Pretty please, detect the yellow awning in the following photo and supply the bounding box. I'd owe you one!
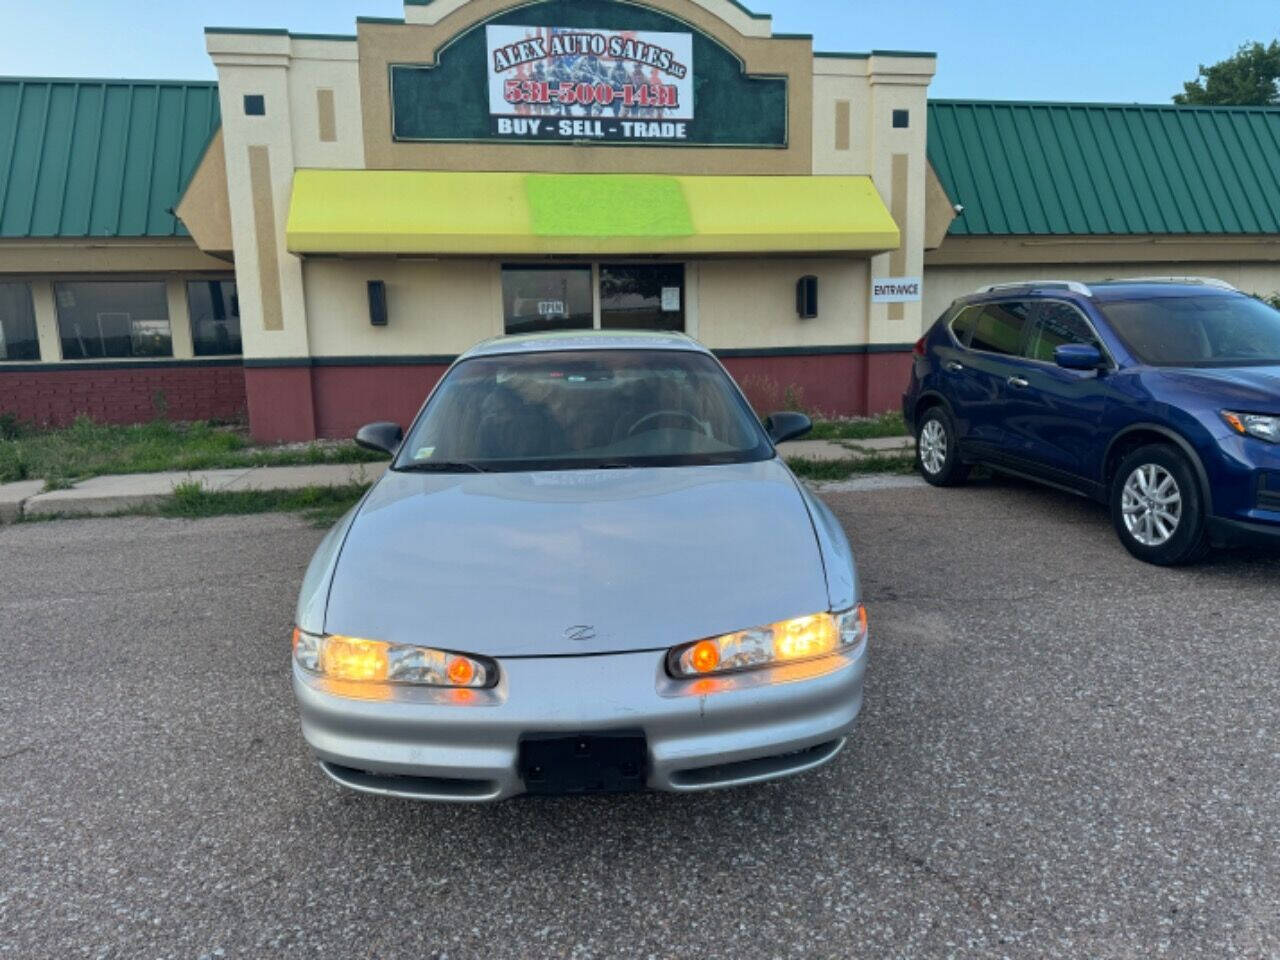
[285,171,900,256]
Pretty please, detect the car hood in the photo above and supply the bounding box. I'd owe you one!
[1147,365,1280,412]
[323,459,831,657]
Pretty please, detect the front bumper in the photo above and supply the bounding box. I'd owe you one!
[293,643,866,802]
[1209,515,1280,548]
[1205,434,1280,548]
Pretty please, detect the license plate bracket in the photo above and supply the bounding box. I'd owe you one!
[518,731,648,795]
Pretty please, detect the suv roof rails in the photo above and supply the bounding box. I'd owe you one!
[1106,276,1237,291]
[974,280,1093,297]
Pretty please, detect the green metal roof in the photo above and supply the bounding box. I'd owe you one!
[0,78,220,239]
[928,100,1280,236]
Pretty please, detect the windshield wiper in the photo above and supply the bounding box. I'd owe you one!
[394,461,488,474]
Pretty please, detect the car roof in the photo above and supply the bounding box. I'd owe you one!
[461,329,709,359]
[954,278,1243,308]
[1085,281,1242,302]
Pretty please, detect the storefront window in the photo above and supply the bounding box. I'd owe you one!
[502,266,593,334]
[187,280,242,356]
[600,265,685,332]
[55,281,172,359]
[0,282,39,361]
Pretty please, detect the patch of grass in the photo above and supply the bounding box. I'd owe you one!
[0,416,386,484]
[156,481,371,525]
[785,453,916,481]
[0,412,29,442]
[17,482,371,527]
[806,411,908,442]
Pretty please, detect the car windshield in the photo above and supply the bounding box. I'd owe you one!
[395,348,772,472]
[1099,294,1280,367]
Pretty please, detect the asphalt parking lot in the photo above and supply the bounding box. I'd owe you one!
[3,476,1280,959]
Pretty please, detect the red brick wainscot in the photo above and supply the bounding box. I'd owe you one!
[245,358,452,443]
[0,360,247,428]
[242,348,915,443]
[717,346,915,419]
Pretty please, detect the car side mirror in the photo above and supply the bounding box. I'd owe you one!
[354,421,403,455]
[1055,343,1104,371]
[764,411,813,444]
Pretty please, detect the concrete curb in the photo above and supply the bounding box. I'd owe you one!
[779,437,916,463]
[0,462,387,522]
[0,480,46,523]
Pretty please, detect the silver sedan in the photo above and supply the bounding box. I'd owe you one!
[291,330,867,801]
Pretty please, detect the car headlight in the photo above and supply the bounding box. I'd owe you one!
[666,605,867,678]
[1223,411,1280,444]
[292,628,496,688]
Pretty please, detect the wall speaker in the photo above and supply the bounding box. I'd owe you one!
[796,275,818,319]
[368,280,388,327]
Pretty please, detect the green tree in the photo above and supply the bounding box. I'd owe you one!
[1175,40,1280,105]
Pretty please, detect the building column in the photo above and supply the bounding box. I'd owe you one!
[208,32,316,442]
[864,54,936,414]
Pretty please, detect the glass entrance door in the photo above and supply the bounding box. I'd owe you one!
[501,265,594,334]
[599,264,685,332]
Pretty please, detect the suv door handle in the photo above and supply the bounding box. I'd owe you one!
[945,361,964,373]
[1007,376,1030,388]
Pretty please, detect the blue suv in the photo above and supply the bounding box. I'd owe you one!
[903,278,1280,565]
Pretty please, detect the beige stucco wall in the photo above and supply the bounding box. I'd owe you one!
[0,239,230,275]
[811,59,874,176]
[694,257,869,350]
[923,262,1280,323]
[302,258,503,356]
[300,254,874,356]
[285,39,367,170]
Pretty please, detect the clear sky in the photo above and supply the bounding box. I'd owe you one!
[0,0,1276,103]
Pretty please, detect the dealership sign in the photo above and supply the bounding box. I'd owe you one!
[487,26,694,142]
[390,0,787,147]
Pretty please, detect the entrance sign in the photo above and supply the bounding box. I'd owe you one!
[389,0,787,148]
[872,277,922,303]
[487,25,694,142]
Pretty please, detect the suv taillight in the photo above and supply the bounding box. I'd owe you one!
[912,336,927,357]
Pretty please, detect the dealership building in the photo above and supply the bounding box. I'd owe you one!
[2,0,1279,441]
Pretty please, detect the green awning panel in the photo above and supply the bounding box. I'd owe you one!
[928,100,1280,236]
[285,171,900,255]
[0,78,221,238]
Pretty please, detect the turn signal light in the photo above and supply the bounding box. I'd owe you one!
[446,655,476,686]
[689,641,721,674]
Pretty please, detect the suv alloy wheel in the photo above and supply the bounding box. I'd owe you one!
[916,406,969,487]
[1110,444,1210,565]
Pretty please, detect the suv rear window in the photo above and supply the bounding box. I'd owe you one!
[969,302,1032,356]
[949,306,979,346]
